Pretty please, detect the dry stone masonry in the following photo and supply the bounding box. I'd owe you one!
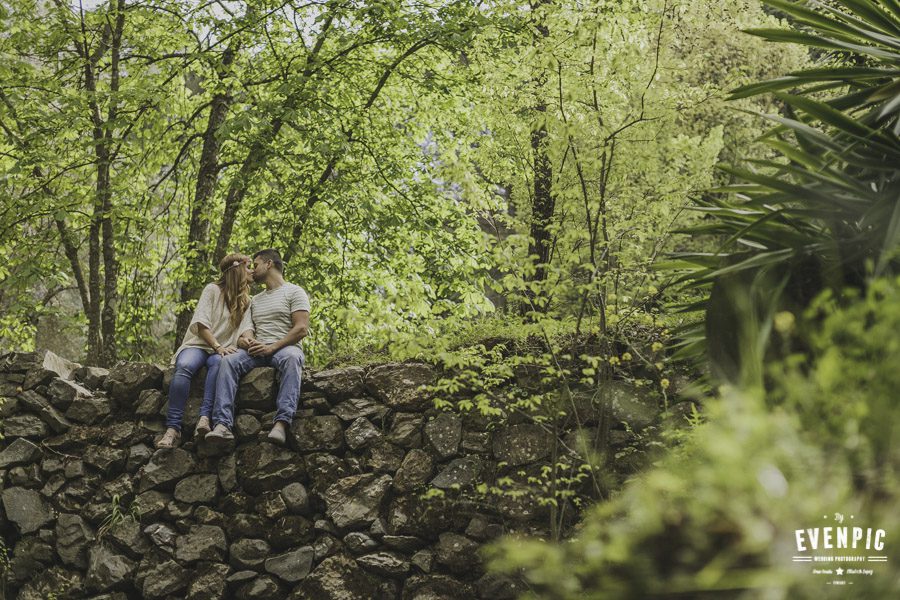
[0,349,658,599]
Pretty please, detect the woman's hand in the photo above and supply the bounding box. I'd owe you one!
[216,345,237,356]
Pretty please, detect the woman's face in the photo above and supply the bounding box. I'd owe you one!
[243,260,254,284]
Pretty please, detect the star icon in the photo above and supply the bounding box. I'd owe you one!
[836,568,844,576]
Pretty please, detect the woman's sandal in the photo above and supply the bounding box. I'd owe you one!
[194,416,211,438]
[155,428,181,449]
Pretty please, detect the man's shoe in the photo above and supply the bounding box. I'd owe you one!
[205,423,234,440]
[267,423,288,446]
[194,416,211,438]
[155,428,181,449]
[203,423,235,455]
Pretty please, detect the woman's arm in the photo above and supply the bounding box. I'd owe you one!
[196,323,235,355]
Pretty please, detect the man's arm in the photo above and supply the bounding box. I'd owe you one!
[248,311,309,355]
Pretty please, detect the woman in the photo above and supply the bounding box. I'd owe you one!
[156,253,253,449]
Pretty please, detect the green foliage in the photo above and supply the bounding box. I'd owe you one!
[487,277,900,598]
[668,0,900,381]
[97,493,140,538]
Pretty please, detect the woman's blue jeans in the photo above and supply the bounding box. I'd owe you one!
[166,347,221,431]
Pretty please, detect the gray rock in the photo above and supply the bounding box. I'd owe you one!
[226,513,266,540]
[60,457,83,478]
[281,482,310,514]
[331,396,389,422]
[16,565,84,599]
[175,524,227,563]
[106,518,151,558]
[324,473,393,529]
[127,443,153,472]
[42,455,65,474]
[434,532,480,574]
[142,559,189,598]
[366,442,406,474]
[56,513,95,568]
[2,413,49,438]
[292,415,344,452]
[7,535,54,584]
[219,453,238,492]
[104,362,163,406]
[41,472,66,497]
[465,515,503,541]
[345,417,382,450]
[230,538,271,570]
[84,446,127,471]
[86,544,136,592]
[134,389,165,416]
[37,402,72,433]
[144,522,178,553]
[73,365,110,390]
[227,570,258,585]
[24,349,77,389]
[65,394,111,424]
[2,487,52,533]
[0,395,19,417]
[357,551,410,577]
[237,367,276,410]
[0,437,41,469]
[382,535,425,553]
[187,562,229,600]
[235,413,262,441]
[461,431,491,454]
[235,443,305,494]
[312,534,340,562]
[424,413,461,459]
[387,412,423,448]
[294,553,379,600]
[134,490,170,519]
[174,473,218,503]
[402,574,474,599]
[17,389,49,412]
[365,362,435,410]
[344,532,379,554]
[305,453,351,496]
[236,575,282,600]
[139,447,197,491]
[608,381,659,430]
[430,456,482,489]
[264,546,315,583]
[268,515,315,551]
[411,550,433,573]
[492,424,553,466]
[9,462,41,487]
[255,490,288,519]
[106,422,136,446]
[394,449,434,493]
[476,573,528,600]
[49,377,94,410]
[308,366,365,400]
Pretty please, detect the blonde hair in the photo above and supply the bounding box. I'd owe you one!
[216,253,251,329]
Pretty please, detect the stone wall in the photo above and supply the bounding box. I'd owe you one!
[0,350,655,599]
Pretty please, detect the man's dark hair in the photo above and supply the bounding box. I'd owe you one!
[253,249,284,272]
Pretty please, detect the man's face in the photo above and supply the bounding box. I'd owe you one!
[251,257,269,283]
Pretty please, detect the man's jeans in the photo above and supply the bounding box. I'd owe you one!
[166,347,221,431]
[212,346,304,429]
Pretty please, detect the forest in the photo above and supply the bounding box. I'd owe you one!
[1,0,899,597]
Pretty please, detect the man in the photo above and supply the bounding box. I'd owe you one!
[205,248,310,447]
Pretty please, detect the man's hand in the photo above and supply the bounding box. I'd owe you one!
[247,339,275,357]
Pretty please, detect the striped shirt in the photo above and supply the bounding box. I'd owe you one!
[243,282,310,346]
